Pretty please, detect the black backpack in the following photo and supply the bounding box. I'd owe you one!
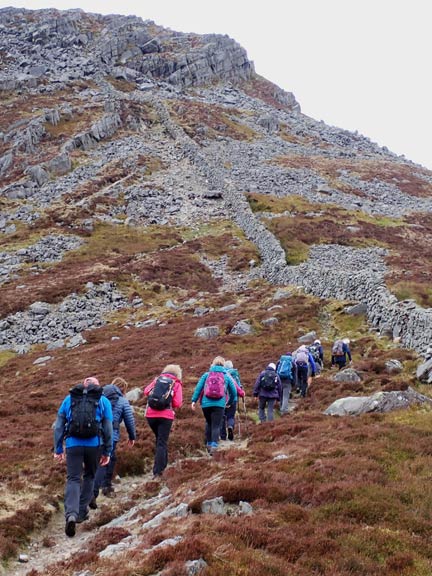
[148,375,174,410]
[308,344,321,361]
[260,370,278,391]
[103,385,121,430]
[68,384,103,438]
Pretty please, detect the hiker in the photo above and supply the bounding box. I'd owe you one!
[293,345,316,397]
[253,362,282,422]
[144,364,183,479]
[53,376,113,538]
[191,356,237,454]
[220,360,245,441]
[91,378,136,507]
[331,338,352,370]
[276,352,294,415]
[308,339,324,374]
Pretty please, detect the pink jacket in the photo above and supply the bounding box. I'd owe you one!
[144,373,183,420]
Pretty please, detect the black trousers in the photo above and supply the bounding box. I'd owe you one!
[202,406,224,445]
[146,417,173,475]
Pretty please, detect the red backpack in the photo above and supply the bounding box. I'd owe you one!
[204,371,226,399]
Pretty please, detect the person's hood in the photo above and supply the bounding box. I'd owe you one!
[103,383,123,396]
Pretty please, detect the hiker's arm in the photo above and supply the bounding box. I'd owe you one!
[101,397,113,457]
[227,376,237,405]
[53,411,67,455]
[191,373,206,403]
[123,400,136,441]
[253,374,261,397]
[346,346,352,361]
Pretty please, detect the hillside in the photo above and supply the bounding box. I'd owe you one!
[1,7,432,576]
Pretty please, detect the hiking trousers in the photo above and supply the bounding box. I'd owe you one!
[280,378,293,413]
[220,401,237,440]
[202,406,224,446]
[296,364,309,397]
[94,440,118,497]
[258,397,276,422]
[65,445,99,520]
[147,417,173,476]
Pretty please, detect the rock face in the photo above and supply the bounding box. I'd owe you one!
[324,388,432,416]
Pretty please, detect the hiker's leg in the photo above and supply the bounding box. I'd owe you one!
[280,379,291,413]
[220,409,227,440]
[103,440,117,488]
[153,418,173,475]
[210,407,224,445]
[226,402,237,440]
[64,446,84,519]
[202,408,213,446]
[267,399,276,421]
[93,460,105,498]
[79,446,99,518]
[258,397,267,422]
[298,366,308,397]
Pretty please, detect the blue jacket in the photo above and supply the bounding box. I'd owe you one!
[192,366,237,408]
[253,368,282,399]
[332,343,352,364]
[103,384,136,444]
[54,388,113,456]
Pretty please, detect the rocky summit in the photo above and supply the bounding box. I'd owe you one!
[1,7,432,576]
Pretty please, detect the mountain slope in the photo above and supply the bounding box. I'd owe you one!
[1,7,432,576]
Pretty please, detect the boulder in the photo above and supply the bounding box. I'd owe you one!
[325,387,432,416]
[417,358,432,384]
[230,320,254,336]
[298,331,316,344]
[385,359,403,374]
[195,326,220,339]
[332,368,362,383]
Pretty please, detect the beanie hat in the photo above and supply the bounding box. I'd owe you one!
[83,376,100,387]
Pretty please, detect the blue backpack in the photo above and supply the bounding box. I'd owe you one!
[277,355,293,379]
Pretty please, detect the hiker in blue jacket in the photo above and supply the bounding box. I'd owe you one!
[53,376,113,538]
[191,356,237,454]
[253,363,282,422]
[91,378,136,507]
[276,352,294,415]
[331,338,352,370]
[220,360,245,441]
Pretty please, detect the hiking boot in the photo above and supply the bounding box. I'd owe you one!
[102,486,114,497]
[227,426,234,441]
[65,515,76,537]
[76,513,89,524]
[89,497,98,510]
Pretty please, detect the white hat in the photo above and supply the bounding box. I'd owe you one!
[314,339,321,345]
[267,362,276,370]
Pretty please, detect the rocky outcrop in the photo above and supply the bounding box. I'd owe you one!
[324,387,432,416]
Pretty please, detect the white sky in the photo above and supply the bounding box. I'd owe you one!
[3,0,432,170]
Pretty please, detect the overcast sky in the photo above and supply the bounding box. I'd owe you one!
[4,0,432,170]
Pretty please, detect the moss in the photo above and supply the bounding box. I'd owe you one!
[0,351,16,369]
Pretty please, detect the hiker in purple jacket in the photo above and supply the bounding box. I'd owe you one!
[253,363,282,422]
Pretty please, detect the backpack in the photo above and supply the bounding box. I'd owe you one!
[204,371,226,399]
[332,340,345,357]
[148,375,175,410]
[260,370,278,391]
[277,355,293,379]
[103,385,121,429]
[308,345,321,362]
[294,349,309,366]
[68,384,102,439]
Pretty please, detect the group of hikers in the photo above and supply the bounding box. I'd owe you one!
[53,338,351,537]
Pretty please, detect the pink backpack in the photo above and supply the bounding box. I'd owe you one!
[204,372,226,399]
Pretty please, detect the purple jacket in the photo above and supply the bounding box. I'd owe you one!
[253,368,282,399]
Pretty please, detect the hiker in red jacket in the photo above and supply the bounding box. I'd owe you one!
[144,364,183,479]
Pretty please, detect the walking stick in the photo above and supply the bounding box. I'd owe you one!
[242,396,249,438]
[237,400,241,439]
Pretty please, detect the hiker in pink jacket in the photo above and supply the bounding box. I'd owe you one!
[144,364,183,478]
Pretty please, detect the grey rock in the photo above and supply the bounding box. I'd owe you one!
[201,496,226,515]
[33,355,52,365]
[230,320,254,335]
[46,339,65,351]
[332,368,362,383]
[185,558,208,575]
[262,317,279,326]
[29,302,51,316]
[193,306,210,317]
[417,358,432,383]
[195,326,220,339]
[219,304,237,312]
[238,501,253,515]
[385,359,403,374]
[345,303,367,315]
[298,331,316,344]
[325,388,432,416]
[273,289,293,300]
[126,388,142,403]
[66,333,87,348]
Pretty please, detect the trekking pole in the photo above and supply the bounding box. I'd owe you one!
[237,401,241,439]
[242,396,249,438]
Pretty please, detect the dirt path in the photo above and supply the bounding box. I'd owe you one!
[8,473,152,576]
